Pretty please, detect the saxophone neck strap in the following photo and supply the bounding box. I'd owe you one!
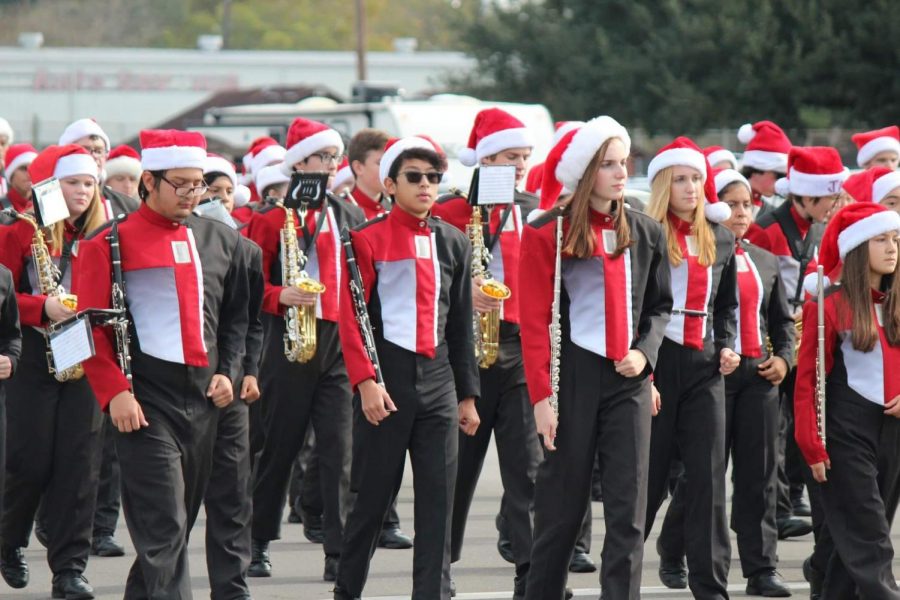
[297,203,331,255]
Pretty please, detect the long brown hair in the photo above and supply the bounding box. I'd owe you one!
[556,139,632,259]
[839,243,881,351]
[646,167,716,267]
[48,185,106,252]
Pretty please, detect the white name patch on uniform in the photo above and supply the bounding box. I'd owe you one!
[602,229,617,255]
[415,235,432,259]
[685,235,699,257]
[172,241,192,264]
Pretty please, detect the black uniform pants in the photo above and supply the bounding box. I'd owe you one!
[93,416,122,538]
[252,317,351,556]
[645,338,730,600]
[336,344,459,600]
[452,332,541,568]
[204,394,252,600]
[0,384,5,520]
[118,356,219,600]
[525,343,651,600]
[776,368,808,517]
[657,356,779,578]
[0,328,103,575]
[817,387,900,600]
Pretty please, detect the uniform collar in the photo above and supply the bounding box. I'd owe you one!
[389,204,430,232]
[589,207,616,229]
[351,186,387,214]
[667,211,694,234]
[789,203,812,236]
[7,188,31,212]
[873,289,887,304]
[138,201,184,229]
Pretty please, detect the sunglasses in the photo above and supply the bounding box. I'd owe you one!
[400,171,442,185]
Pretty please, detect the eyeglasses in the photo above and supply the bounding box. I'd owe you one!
[80,145,107,158]
[400,171,442,185]
[309,152,342,164]
[160,175,208,197]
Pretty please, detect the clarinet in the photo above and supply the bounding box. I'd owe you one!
[340,227,384,386]
[108,221,133,390]
[815,264,826,447]
[548,215,563,417]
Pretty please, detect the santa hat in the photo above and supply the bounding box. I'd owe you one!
[552,121,585,145]
[873,168,900,205]
[648,136,730,223]
[802,202,900,294]
[28,145,98,183]
[330,157,354,192]
[139,129,207,171]
[851,126,900,168]
[737,120,792,173]
[203,153,237,188]
[255,164,290,197]
[281,118,343,175]
[0,117,13,143]
[234,184,251,208]
[243,136,286,176]
[458,108,534,167]
[538,116,629,210]
[774,146,848,198]
[58,118,110,151]
[105,145,142,179]
[703,145,738,170]
[4,143,38,176]
[713,168,751,196]
[378,136,443,186]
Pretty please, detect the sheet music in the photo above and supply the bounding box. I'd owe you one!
[49,316,95,372]
[33,177,70,227]
[477,165,516,206]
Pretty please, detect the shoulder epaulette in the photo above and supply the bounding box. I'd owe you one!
[84,212,129,240]
[436,191,467,205]
[527,206,565,229]
[354,212,388,232]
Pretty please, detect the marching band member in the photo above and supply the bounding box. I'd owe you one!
[254,163,290,205]
[334,136,479,600]
[851,126,900,171]
[0,145,107,599]
[240,136,287,205]
[0,264,21,573]
[104,146,142,200]
[344,128,391,219]
[704,146,739,171]
[247,118,363,581]
[430,107,545,594]
[794,202,900,599]
[520,117,673,600]
[74,129,250,599]
[0,144,37,213]
[0,118,12,197]
[842,167,900,213]
[643,137,739,600]
[738,121,793,217]
[330,158,355,196]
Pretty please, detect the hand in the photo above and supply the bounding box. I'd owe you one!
[651,383,661,417]
[758,356,789,385]
[207,374,234,408]
[359,378,397,426]
[533,398,558,451]
[45,296,76,322]
[719,348,740,375]
[240,375,261,404]
[0,355,11,379]
[614,349,648,378]
[279,286,318,307]
[109,391,148,433]
[884,395,900,418]
[810,459,831,483]
[472,277,502,313]
[458,397,480,436]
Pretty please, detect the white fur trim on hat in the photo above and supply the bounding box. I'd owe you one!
[707,149,738,169]
[704,201,731,224]
[552,121,585,145]
[105,155,141,179]
[737,123,756,145]
[741,149,788,173]
[54,153,99,181]
[255,164,290,196]
[234,184,251,208]
[379,137,434,187]
[714,169,751,195]
[461,128,535,167]
[330,164,354,192]
[59,118,110,151]
[647,148,707,184]
[6,151,37,177]
[204,156,237,188]
[837,210,900,258]
[141,146,208,171]
[556,116,631,191]
[252,144,286,173]
[281,129,344,175]
[783,167,849,198]
[802,272,831,296]
[858,136,900,167]
[873,171,900,204]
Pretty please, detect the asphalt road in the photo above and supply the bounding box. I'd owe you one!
[4,438,890,599]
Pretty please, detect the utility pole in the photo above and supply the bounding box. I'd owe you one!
[222,0,232,49]
[355,0,368,81]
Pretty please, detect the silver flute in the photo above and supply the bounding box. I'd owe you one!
[815,264,826,447]
[548,215,563,418]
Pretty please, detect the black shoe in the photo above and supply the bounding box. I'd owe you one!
[34,520,49,548]
[332,586,360,600]
[791,495,812,517]
[323,555,339,582]
[494,513,515,564]
[0,545,28,589]
[568,551,597,573]
[248,539,272,577]
[303,513,325,544]
[565,587,573,599]
[513,574,526,599]
[746,569,791,597]
[51,571,94,599]
[91,535,125,557]
[377,526,413,549]
[450,576,456,597]
[658,557,687,589]
[287,507,302,523]
[776,516,813,540]
[803,557,823,600]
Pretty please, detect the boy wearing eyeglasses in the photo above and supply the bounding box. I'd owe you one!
[334,138,479,600]
[246,118,365,581]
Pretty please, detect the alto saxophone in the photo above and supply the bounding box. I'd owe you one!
[280,202,325,363]
[467,205,511,369]
[548,215,563,417]
[10,211,83,381]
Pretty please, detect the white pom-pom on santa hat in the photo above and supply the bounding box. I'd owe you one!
[459,107,534,167]
[234,184,251,208]
[802,272,832,296]
[737,123,756,145]
[0,117,13,144]
[774,177,791,197]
